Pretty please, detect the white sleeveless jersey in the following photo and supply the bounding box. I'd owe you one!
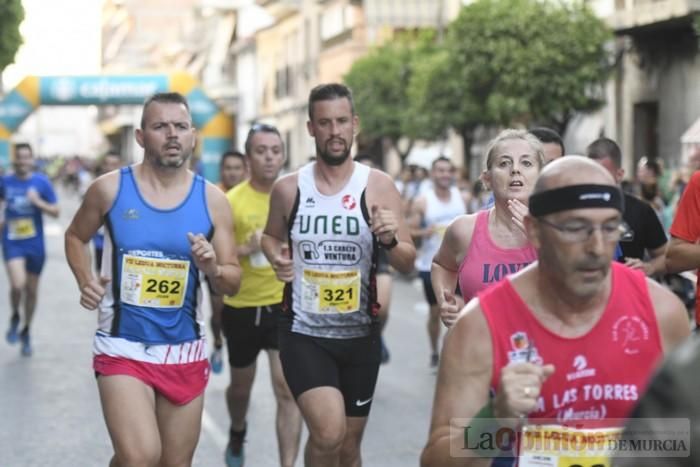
[286,161,377,338]
[415,186,466,272]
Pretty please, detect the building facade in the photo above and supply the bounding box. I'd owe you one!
[608,0,700,172]
[236,0,465,169]
[100,0,233,164]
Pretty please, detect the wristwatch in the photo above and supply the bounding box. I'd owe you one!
[378,236,398,250]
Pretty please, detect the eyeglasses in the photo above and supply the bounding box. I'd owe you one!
[537,217,629,243]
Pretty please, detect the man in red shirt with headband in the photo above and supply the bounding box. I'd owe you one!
[421,156,689,467]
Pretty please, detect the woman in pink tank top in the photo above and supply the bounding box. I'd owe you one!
[431,129,545,327]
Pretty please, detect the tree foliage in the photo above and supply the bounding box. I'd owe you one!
[406,49,459,140]
[407,46,486,161]
[344,32,436,161]
[445,0,612,131]
[345,0,612,169]
[0,0,24,76]
[410,0,613,168]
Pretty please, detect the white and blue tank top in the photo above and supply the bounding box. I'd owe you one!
[99,167,212,345]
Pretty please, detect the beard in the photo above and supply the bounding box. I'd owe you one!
[316,137,352,166]
[156,154,188,168]
[640,183,658,202]
[151,147,190,169]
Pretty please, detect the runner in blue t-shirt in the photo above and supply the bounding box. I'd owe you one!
[1,143,59,356]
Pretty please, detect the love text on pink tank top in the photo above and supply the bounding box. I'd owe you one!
[457,210,537,302]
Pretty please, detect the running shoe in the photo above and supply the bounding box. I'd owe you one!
[224,431,245,467]
[6,315,19,344]
[20,331,32,357]
[380,336,390,364]
[210,346,224,374]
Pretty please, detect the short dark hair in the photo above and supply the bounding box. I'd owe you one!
[308,83,355,120]
[14,142,33,156]
[432,156,453,169]
[141,92,190,129]
[244,123,283,155]
[529,127,565,155]
[587,137,622,169]
[640,157,662,177]
[220,149,245,168]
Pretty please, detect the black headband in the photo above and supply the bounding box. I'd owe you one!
[529,184,624,217]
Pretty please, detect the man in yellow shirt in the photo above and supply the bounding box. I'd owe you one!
[210,149,247,373]
[221,124,301,467]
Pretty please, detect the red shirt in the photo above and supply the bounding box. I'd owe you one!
[669,170,700,325]
[480,263,662,428]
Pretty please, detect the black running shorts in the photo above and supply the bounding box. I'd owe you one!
[279,325,381,417]
[419,270,437,305]
[221,304,281,368]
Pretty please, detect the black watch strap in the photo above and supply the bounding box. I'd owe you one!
[378,236,399,250]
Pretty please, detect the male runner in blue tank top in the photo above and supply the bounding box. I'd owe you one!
[1,142,59,356]
[262,83,416,467]
[65,92,241,467]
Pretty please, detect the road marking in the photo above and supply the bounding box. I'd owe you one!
[201,407,227,449]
